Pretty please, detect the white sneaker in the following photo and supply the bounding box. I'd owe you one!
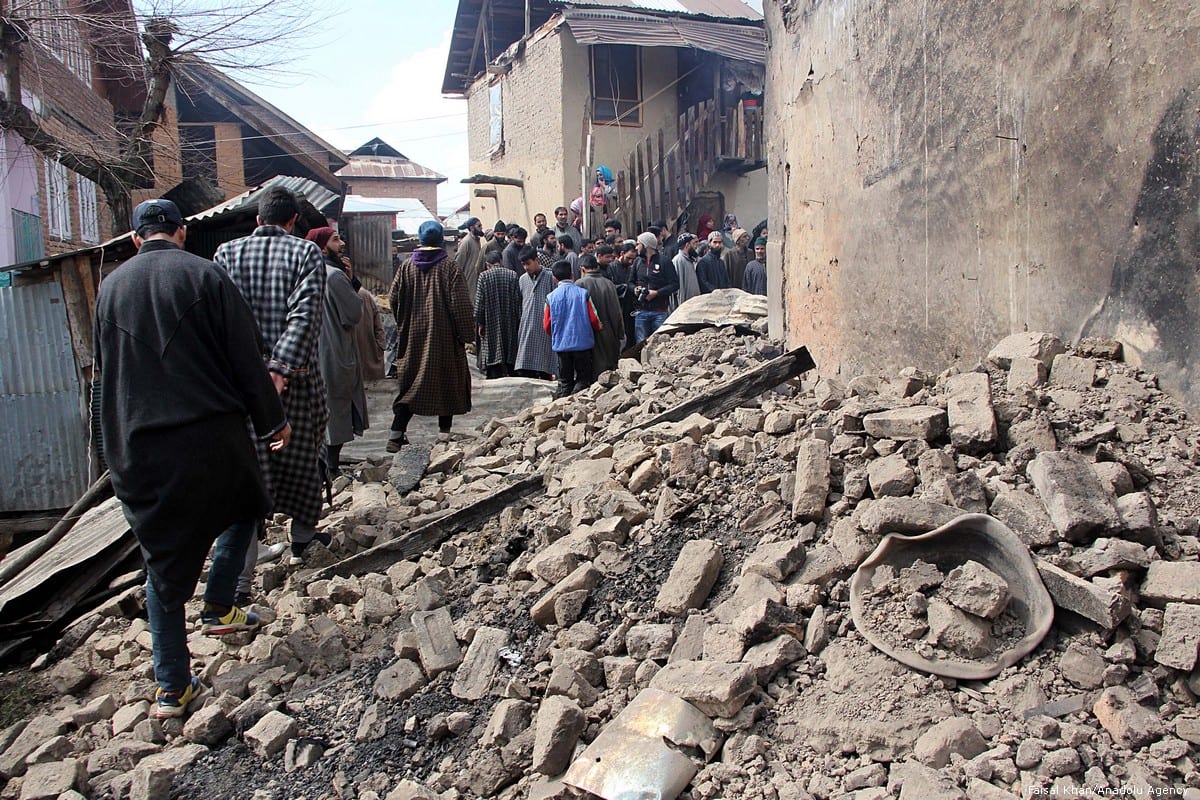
[256,542,287,565]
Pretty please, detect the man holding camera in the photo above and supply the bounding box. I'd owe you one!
[630,231,678,344]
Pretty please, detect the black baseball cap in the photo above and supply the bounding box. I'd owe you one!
[131,199,184,230]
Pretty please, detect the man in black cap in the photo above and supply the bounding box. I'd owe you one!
[483,220,508,258]
[454,216,485,307]
[95,199,290,718]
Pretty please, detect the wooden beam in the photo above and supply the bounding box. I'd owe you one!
[462,174,525,187]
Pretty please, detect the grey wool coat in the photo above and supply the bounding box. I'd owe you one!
[320,259,366,446]
[389,247,475,416]
[95,240,285,606]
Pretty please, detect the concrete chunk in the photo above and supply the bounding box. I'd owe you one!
[867,453,917,498]
[1141,561,1200,605]
[1007,356,1048,390]
[1093,686,1163,748]
[988,488,1059,548]
[1155,603,1200,670]
[792,438,830,521]
[862,406,948,441]
[944,372,997,454]
[1050,354,1097,389]
[912,717,986,768]
[1036,559,1130,629]
[927,600,992,658]
[374,659,427,701]
[244,710,298,758]
[649,660,756,718]
[528,531,597,584]
[412,607,463,677]
[856,497,961,535]
[532,696,585,776]
[19,759,81,800]
[941,560,1010,619]
[0,716,67,778]
[531,562,601,628]
[1028,451,1121,543]
[987,332,1065,369]
[742,635,805,685]
[654,539,724,616]
[742,538,805,582]
[452,625,509,701]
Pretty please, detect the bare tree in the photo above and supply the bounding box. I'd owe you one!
[0,0,322,236]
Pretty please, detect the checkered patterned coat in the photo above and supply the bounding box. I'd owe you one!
[389,248,474,416]
[214,226,328,527]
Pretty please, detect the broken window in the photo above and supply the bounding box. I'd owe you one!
[591,44,641,126]
[28,0,92,84]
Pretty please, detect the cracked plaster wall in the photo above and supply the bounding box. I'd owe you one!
[765,0,1199,403]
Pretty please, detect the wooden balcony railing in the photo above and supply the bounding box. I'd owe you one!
[618,99,764,233]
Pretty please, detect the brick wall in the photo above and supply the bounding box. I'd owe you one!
[16,39,122,252]
[466,27,569,228]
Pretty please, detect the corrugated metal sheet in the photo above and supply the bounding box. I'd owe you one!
[560,0,761,21]
[337,157,447,182]
[341,215,394,296]
[0,281,90,512]
[187,176,341,224]
[343,196,432,215]
[562,8,765,62]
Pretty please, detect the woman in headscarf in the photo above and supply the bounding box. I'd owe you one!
[386,221,475,450]
[721,213,740,248]
[696,214,716,241]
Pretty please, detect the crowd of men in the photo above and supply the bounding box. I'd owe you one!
[456,207,768,397]
[93,186,765,718]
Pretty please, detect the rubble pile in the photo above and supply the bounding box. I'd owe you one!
[2,327,1200,800]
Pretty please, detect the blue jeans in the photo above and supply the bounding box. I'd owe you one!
[146,518,255,692]
[635,311,668,344]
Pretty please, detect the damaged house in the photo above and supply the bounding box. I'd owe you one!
[444,0,767,236]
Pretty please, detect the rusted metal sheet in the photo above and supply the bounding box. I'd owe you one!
[341,214,395,296]
[562,8,765,63]
[0,281,90,512]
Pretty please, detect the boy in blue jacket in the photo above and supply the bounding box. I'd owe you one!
[543,260,603,397]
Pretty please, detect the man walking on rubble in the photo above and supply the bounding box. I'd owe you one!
[388,221,475,448]
[214,187,331,566]
[514,245,557,380]
[96,199,290,718]
[577,253,623,375]
[307,227,364,479]
[475,250,521,378]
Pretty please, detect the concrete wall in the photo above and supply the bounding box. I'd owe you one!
[765,0,1200,402]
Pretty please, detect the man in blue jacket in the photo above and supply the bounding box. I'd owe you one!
[543,260,602,397]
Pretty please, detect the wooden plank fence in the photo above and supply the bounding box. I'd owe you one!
[622,99,765,233]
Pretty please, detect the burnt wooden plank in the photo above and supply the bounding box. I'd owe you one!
[302,475,545,583]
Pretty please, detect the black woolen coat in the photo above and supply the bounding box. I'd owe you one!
[95,240,285,606]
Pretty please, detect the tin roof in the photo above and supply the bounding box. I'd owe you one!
[187,175,342,224]
[560,7,764,63]
[337,159,447,183]
[560,0,759,20]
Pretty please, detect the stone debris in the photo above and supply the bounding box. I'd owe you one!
[4,327,1200,800]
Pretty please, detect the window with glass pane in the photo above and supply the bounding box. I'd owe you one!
[591,45,641,126]
[77,175,99,243]
[45,158,71,238]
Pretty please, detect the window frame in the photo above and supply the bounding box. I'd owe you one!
[45,157,71,239]
[590,44,642,127]
[77,173,99,244]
